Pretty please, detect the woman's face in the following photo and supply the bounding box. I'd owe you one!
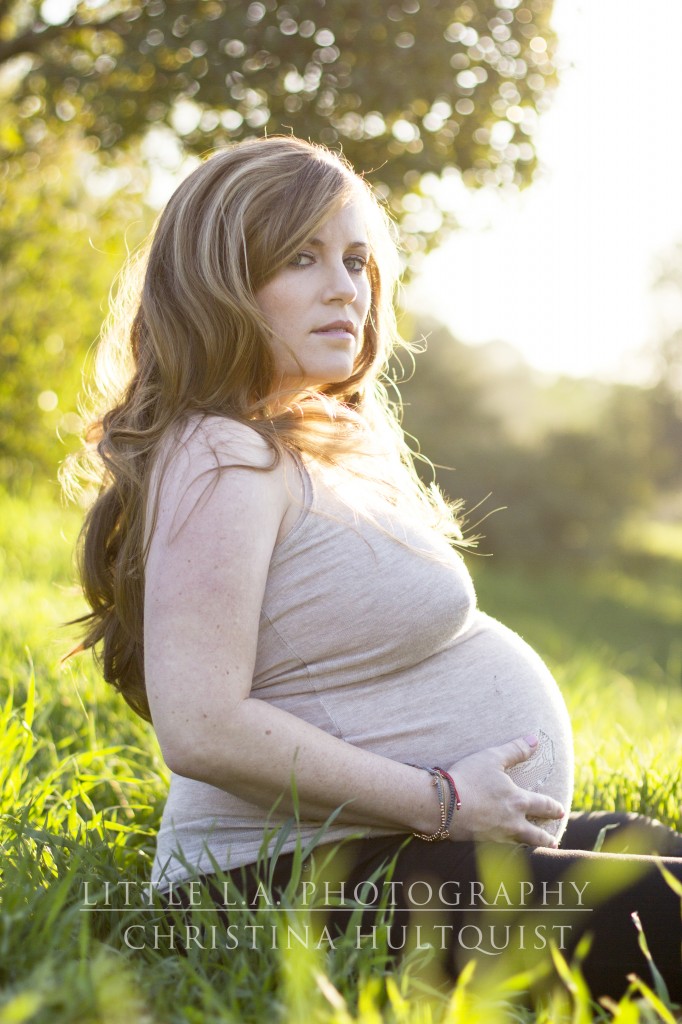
[254,199,372,391]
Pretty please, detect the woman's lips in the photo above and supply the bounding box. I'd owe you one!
[313,320,356,338]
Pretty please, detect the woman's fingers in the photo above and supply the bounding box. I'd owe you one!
[446,737,566,845]
[497,734,540,769]
[516,821,560,848]
[498,736,565,817]
[526,792,565,821]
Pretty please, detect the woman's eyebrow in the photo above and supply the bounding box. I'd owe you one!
[307,237,370,250]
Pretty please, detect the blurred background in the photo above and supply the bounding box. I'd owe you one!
[1,0,680,679]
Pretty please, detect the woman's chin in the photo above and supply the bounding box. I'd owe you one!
[282,369,355,391]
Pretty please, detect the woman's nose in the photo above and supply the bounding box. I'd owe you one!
[324,262,358,304]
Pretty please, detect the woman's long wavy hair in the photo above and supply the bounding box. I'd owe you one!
[63,135,462,722]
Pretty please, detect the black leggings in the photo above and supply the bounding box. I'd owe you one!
[169,812,682,1002]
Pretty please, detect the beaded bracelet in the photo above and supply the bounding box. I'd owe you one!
[410,766,451,842]
[433,766,462,829]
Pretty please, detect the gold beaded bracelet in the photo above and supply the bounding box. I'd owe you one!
[411,766,451,842]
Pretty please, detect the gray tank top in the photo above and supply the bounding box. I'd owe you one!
[152,461,573,890]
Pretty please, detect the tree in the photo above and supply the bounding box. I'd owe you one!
[1,0,558,250]
[0,134,149,487]
[0,0,560,483]
[397,322,655,564]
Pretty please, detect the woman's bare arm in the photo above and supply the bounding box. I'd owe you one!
[144,419,564,847]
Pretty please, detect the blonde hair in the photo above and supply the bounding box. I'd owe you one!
[64,135,462,721]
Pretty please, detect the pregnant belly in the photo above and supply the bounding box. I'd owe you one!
[340,611,574,840]
[438,613,574,838]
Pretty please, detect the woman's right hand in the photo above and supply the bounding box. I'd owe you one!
[446,735,564,848]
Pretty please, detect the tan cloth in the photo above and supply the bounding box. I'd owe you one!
[152,462,573,890]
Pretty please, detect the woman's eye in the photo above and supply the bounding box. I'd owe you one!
[345,255,368,273]
[290,252,315,267]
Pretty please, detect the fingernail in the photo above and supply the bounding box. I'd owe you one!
[524,734,538,747]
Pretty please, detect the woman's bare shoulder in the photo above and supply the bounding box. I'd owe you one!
[146,414,292,546]
[170,413,279,472]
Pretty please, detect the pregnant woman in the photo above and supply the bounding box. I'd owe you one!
[72,136,682,1000]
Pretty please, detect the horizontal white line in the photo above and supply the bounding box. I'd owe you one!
[79,907,593,913]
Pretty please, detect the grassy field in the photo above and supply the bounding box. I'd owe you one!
[1,488,681,1023]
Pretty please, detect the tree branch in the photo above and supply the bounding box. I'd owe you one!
[0,9,120,67]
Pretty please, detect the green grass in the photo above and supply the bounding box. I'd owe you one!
[1,488,681,1023]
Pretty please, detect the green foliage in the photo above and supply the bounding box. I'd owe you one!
[0,135,150,487]
[472,557,682,683]
[1,0,558,250]
[396,322,676,566]
[0,488,681,1022]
